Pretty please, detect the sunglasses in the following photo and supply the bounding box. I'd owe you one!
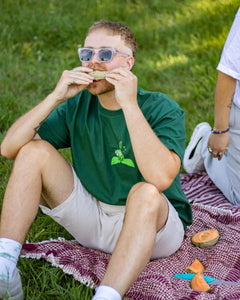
[78,47,130,63]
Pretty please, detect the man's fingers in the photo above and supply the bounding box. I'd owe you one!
[68,69,94,85]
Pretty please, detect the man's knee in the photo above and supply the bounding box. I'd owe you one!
[15,140,56,167]
[127,182,169,231]
[127,182,165,217]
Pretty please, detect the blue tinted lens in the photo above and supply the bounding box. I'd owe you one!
[79,49,93,61]
[98,49,113,61]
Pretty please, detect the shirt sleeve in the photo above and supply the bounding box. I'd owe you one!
[38,101,71,149]
[217,8,240,80]
[154,105,186,161]
[141,92,186,162]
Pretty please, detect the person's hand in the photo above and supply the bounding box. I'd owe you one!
[207,132,230,160]
[52,67,94,103]
[106,68,138,108]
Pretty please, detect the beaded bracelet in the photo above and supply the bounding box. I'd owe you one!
[211,127,229,134]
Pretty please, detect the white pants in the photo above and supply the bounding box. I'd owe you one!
[40,167,184,260]
[201,103,240,205]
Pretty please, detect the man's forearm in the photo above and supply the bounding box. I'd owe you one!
[122,104,181,191]
[0,93,59,160]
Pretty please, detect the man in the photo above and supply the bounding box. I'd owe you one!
[183,8,240,205]
[0,21,192,299]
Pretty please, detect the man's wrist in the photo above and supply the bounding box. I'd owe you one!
[47,92,65,107]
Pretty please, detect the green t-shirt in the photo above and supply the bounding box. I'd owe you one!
[38,87,192,231]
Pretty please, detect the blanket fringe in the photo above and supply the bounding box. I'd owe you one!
[21,244,96,289]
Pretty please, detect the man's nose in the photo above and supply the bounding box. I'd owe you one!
[91,51,100,63]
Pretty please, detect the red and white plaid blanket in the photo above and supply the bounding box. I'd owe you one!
[21,172,240,299]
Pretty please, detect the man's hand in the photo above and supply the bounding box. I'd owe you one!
[106,68,138,108]
[207,132,230,160]
[52,67,94,103]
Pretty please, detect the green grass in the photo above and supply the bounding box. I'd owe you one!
[0,0,239,298]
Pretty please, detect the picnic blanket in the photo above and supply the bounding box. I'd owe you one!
[181,172,240,216]
[21,172,240,299]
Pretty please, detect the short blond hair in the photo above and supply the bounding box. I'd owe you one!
[87,20,137,60]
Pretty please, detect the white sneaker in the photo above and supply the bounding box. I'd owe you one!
[0,268,23,300]
[183,122,211,173]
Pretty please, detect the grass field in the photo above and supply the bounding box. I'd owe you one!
[0,0,239,299]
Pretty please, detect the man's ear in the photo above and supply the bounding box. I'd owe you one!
[126,56,135,70]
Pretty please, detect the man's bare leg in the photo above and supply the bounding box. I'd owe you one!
[0,140,73,299]
[0,139,74,244]
[99,182,168,297]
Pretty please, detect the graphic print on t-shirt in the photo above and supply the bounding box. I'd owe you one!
[111,141,135,168]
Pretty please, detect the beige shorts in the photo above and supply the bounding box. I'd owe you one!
[40,167,184,260]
